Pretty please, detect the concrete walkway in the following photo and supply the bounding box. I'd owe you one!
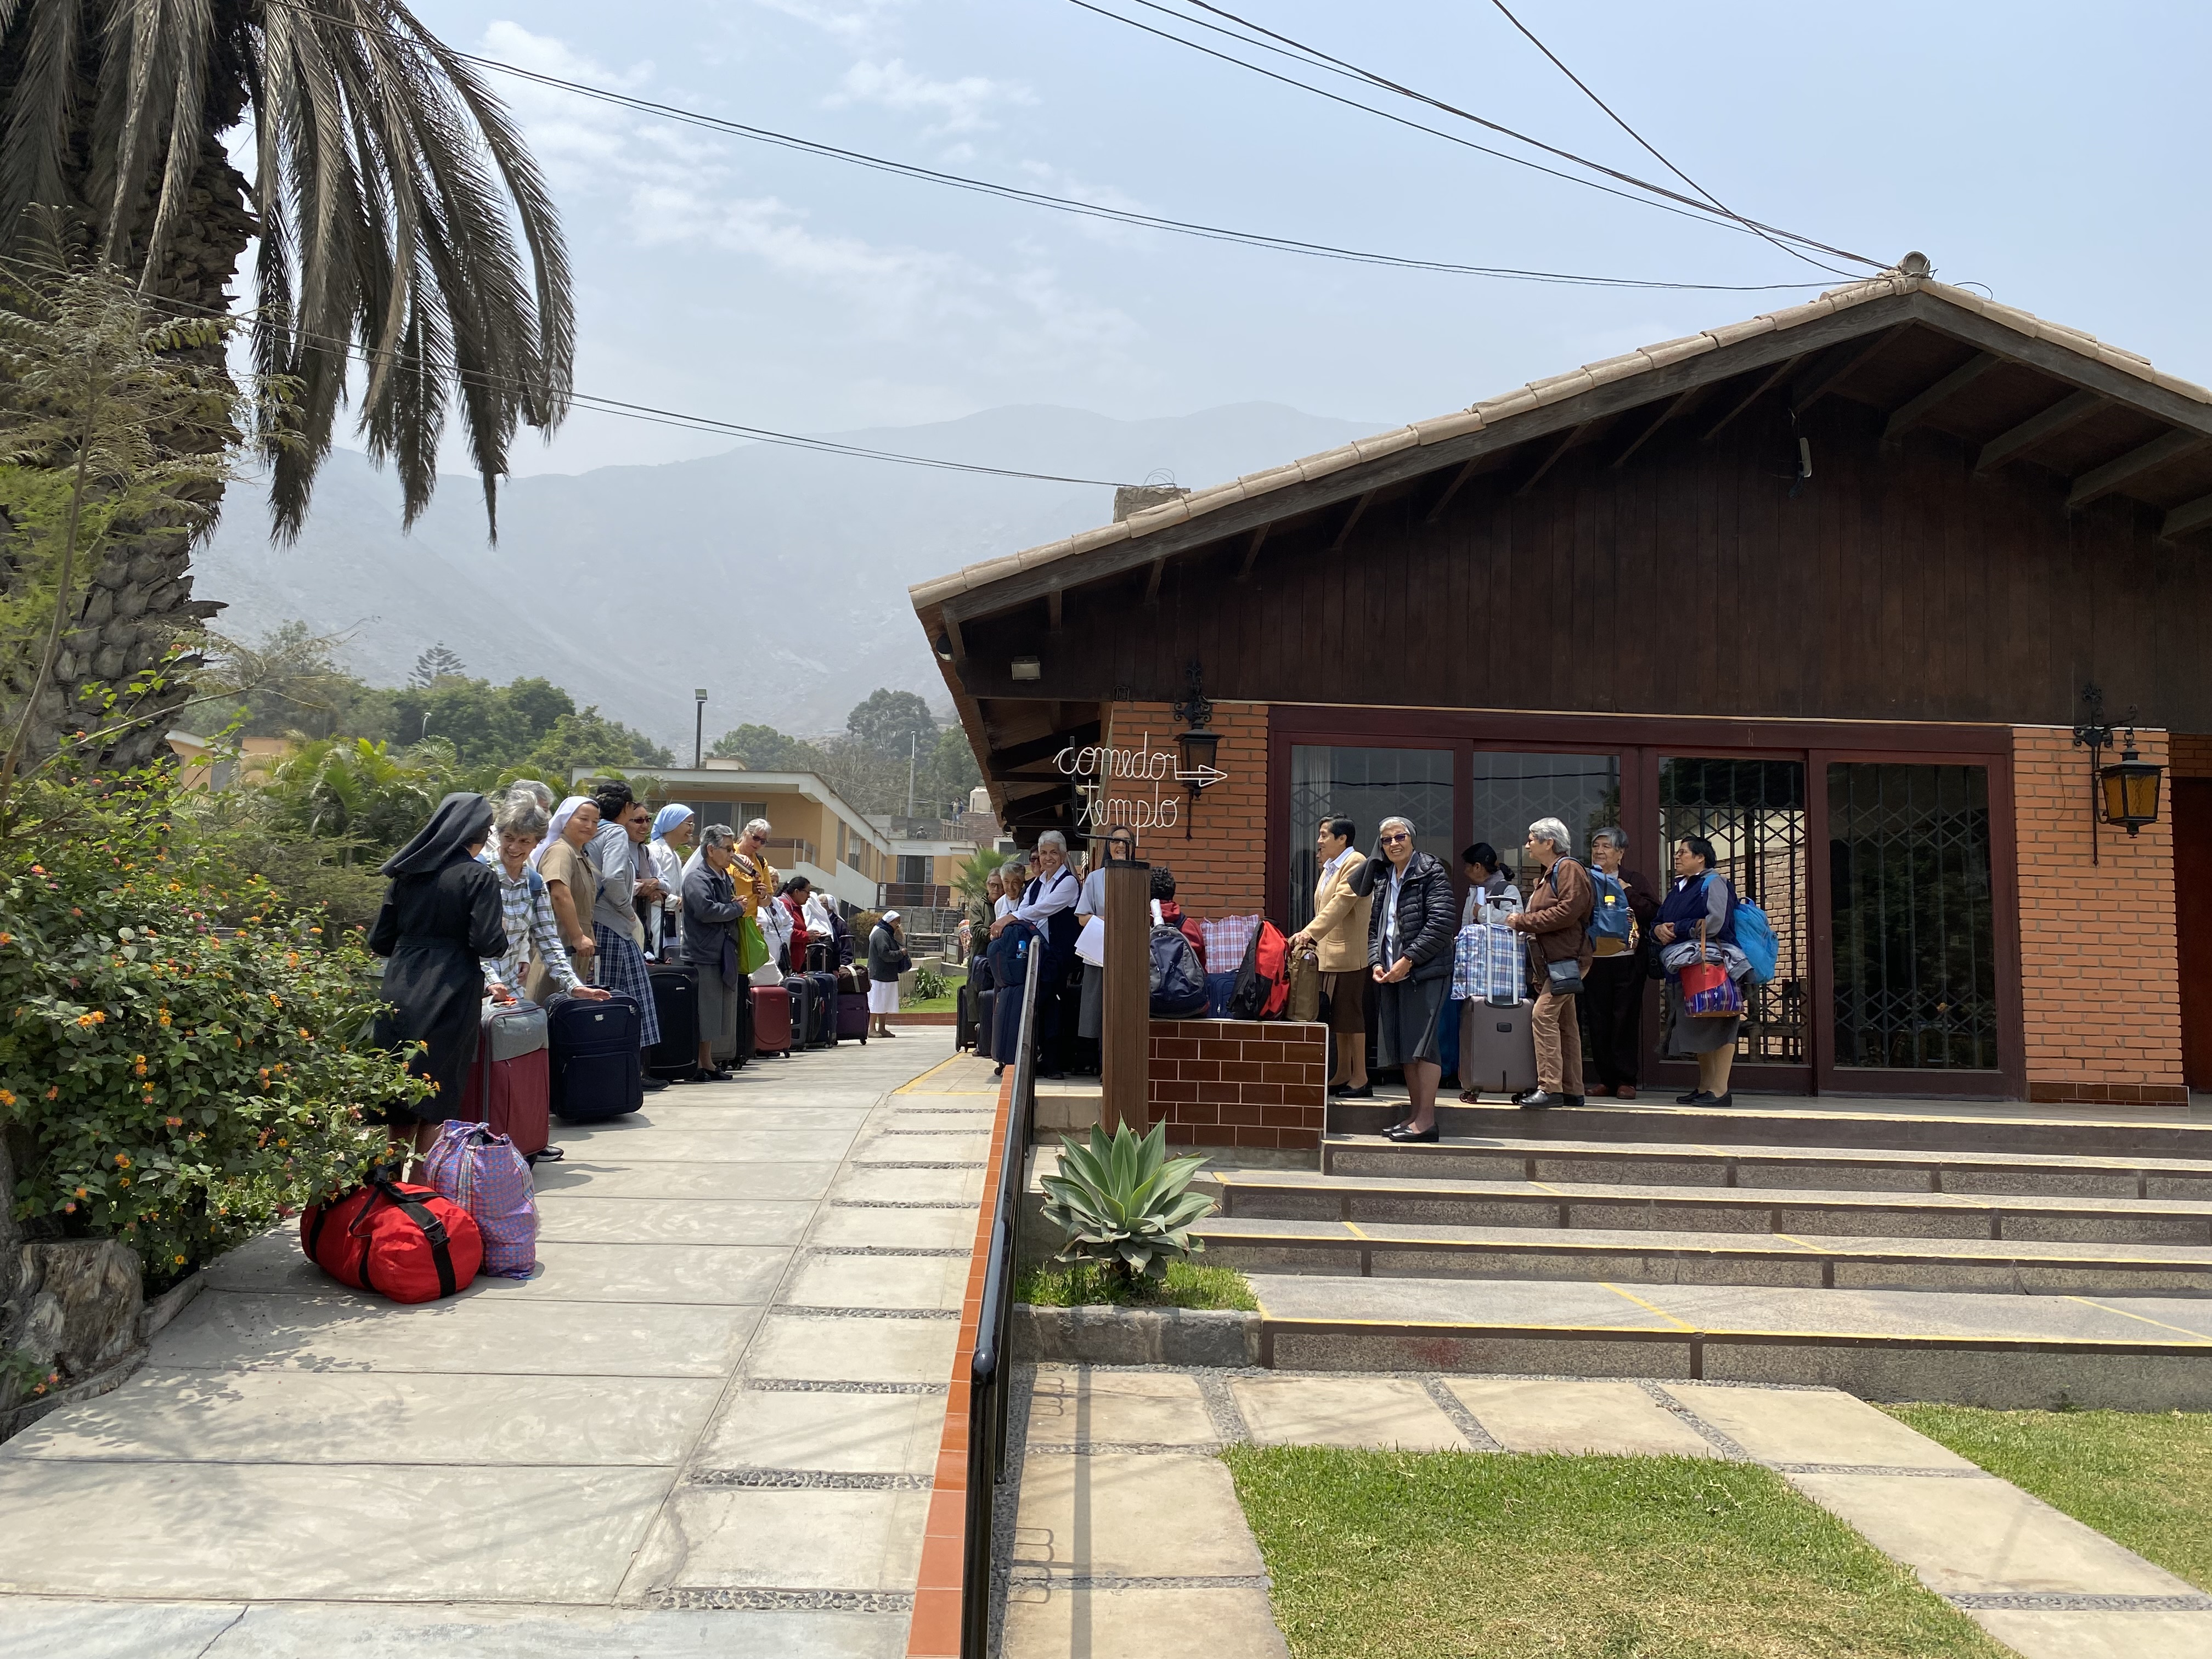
[1002,1364,2212,1659]
[0,1034,996,1658]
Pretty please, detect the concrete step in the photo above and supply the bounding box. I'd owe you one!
[1326,1095,2212,1157]
[1317,1131,2212,1200]
[1196,1214,2212,1297]
[1212,1169,2212,1246]
[1244,1273,2212,1408]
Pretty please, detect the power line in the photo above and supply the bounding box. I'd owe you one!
[257,0,1822,294]
[1073,0,1880,273]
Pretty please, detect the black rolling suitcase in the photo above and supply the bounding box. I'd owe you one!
[645,964,700,1078]
[783,974,817,1049]
[808,970,839,1046]
[976,987,1000,1062]
[548,992,645,1121]
[956,980,977,1052]
[733,980,755,1067]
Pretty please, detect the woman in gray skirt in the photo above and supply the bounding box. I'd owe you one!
[1355,816,1457,1143]
[1651,835,1747,1105]
[681,823,752,1081]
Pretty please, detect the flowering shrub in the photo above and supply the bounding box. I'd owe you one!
[0,772,424,1285]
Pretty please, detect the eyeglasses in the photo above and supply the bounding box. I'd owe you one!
[1379,832,1410,845]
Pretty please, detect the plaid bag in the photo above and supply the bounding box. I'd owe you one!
[423,1121,539,1280]
[1451,922,1527,1003]
[1199,914,1261,970]
[1452,925,1485,1000]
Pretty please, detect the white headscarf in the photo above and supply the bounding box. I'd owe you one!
[532,794,591,868]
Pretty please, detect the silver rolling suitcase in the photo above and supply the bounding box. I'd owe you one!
[1458,1000,1538,1098]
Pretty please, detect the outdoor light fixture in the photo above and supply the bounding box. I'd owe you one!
[2073,683,2164,862]
[1171,660,1218,841]
[1011,657,1041,681]
[933,631,955,661]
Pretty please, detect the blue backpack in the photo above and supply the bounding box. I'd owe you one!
[1733,899,1779,985]
[1588,870,1633,946]
[1149,923,1209,1018]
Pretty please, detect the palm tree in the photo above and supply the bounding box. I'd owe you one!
[0,0,573,765]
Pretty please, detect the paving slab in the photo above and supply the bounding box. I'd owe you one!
[532,1196,819,1245]
[835,1166,989,1206]
[0,1460,672,1601]
[1012,1453,1266,1581]
[1663,1383,1978,1468]
[695,1386,943,1475]
[533,1159,842,1200]
[212,1603,908,1659]
[0,1597,245,1659]
[781,1250,968,1312]
[546,1125,862,1164]
[1229,1374,1470,1451]
[1025,1367,1220,1448]
[1001,1584,1291,1659]
[210,1234,793,1305]
[808,1204,980,1250]
[1962,1608,2212,1659]
[1,1368,720,1465]
[1788,1472,2201,1597]
[1445,1377,1719,1457]
[153,1290,765,1376]
[628,1485,932,1595]
[743,1312,960,1384]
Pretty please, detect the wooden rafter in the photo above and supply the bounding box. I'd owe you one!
[1046,589,1064,631]
[1701,354,1806,443]
[2066,429,2211,510]
[1328,489,1376,550]
[1882,352,1998,444]
[1610,388,1705,470]
[943,616,966,662]
[1141,557,1165,606]
[2162,493,2212,541]
[1790,328,1905,415]
[1422,456,1482,525]
[1235,524,1269,582]
[1974,390,2103,473]
[990,723,1099,770]
[1515,423,1587,497]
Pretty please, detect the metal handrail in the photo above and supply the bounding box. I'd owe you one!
[964,933,1041,1658]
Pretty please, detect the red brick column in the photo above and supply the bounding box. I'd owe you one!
[1099,699,1268,917]
[2011,725,2185,1105]
[1148,1017,1327,1149]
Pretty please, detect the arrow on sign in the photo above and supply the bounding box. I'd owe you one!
[1175,765,1228,789]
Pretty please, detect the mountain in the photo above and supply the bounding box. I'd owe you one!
[195,402,1384,748]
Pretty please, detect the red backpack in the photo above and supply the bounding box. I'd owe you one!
[302,1178,483,1304]
[1228,919,1292,1020]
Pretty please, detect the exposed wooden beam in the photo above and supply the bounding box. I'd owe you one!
[1141,557,1165,606]
[942,616,966,662]
[2162,492,2212,541]
[1791,328,1905,415]
[990,723,1099,770]
[1975,390,2103,474]
[1701,354,1806,443]
[1610,388,1706,470]
[1046,589,1063,631]
[1421,456,1481,525]
[1515,423,1588,496]
[1234,524,1269,582]
[1882,352,1999,444]
[1328,490,1376,550]
[2066,429,2211,511]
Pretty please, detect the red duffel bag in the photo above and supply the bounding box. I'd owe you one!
[301,1177,484,1303]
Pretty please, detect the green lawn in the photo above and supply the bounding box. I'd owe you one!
[1884,1404,2212,1589]
[904,964,964,1013]
[1016,1259,1258,1311]
[1225,1445,2008,1659]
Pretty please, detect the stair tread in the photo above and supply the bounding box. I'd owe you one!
[1316,1131,2212,1176]
[1217,1170,2212,1217]
[1244,1273,2212,1347]
[1397,1098,2212,1133]
[1198,1216,2212,1265]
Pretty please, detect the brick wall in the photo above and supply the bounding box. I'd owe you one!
[1101,700,1268,918]
[2012,725,2185,1104]
[2169,733,2212,780]
[1149,1018,1327,1149]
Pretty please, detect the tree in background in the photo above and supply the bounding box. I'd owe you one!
[200,622,380,741]
[710,723,828,772]
[926,725,985,817]
[408,644,467,687]
[845,689,936,758]
[0,0,572,764]
[521,708,673,781]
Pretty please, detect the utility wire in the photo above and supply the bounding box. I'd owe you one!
[1077,0,1880,273]
[258,0,1821,293]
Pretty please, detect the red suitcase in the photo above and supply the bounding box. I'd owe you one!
[461,1001,551,1158]
[751,984,793,1056]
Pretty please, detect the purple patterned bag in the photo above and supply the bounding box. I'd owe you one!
[423,1121,539,1279]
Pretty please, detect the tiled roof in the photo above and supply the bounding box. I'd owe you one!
[910,272,2211,612]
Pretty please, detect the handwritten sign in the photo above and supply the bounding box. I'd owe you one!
[1053,733,1228,842]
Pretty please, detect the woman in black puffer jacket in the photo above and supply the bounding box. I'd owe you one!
[1352,815,1457,1143]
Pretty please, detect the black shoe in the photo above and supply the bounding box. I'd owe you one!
[1709,1091,1735,1107]
[1519,1091,1559,1110]
[691,1067,732,1084]
[1562,1094,1584,1108]
[641,1077,669,1093]
[1676,1088,1711,1105]
[1510,1089,1532,1104]
[1384,1122,1439,1143]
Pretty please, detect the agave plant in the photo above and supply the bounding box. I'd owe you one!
[1039,1121,1216,1283]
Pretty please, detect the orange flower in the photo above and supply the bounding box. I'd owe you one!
[157,1010,172,1027]
[44,1087,57,1101]
[297,1026,312,1041]
[165,1116,181,1127]
[114,1153,131,1167]
[0,1089,13,1107]
[118,1177,130,1187]
[173,1254,186,1265]
[73,1187,86,1198]
[133,1056,148,1076]
[28,865,43,875]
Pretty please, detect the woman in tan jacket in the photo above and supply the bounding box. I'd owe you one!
[1289,816,1373,1097]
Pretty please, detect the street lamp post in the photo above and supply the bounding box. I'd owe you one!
[693,689,708,771]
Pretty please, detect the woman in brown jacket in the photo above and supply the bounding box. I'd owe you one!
[1289,816,1373,1097]
[1506,815,1594,1110]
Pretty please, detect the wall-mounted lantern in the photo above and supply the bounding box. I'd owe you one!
[1171,661,1217,842]
[2072,683,2164,863]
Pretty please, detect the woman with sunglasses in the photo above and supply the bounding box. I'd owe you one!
[1354,815,1456,1141]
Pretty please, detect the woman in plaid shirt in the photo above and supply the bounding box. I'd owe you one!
[480,794,610,1007]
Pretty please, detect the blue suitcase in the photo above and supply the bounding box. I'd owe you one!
[548,992,644,1121]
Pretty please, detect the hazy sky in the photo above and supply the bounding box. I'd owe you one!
[397,0,2212,481]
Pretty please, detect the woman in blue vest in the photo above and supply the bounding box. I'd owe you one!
[1651,836,1746,1105]
[989,829,1081,1079]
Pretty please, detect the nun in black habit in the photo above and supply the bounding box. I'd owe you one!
[368,792,507,1140]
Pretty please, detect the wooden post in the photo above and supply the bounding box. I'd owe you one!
[1101,860,1151,1133]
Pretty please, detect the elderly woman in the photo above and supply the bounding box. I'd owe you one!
[993,831,1080,1078]
[681,822,752,1081]
[480,794,609,1009]
[1506,816,1595,1111]
[645,804,695,960]
[529,795,602,1002]
[1584,826,1661,1100]
[1353,816,1455,1142]
[369,793,509,1148]
[868,909,911,1037]
[1652,834,1747,1105]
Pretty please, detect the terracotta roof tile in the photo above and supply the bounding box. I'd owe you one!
[1410,409,1485,444]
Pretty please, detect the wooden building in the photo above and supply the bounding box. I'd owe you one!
[913,265,2212,1107]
